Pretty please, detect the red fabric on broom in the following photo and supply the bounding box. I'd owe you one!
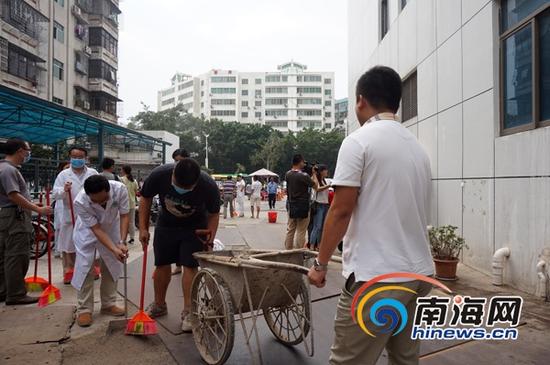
[38,188,61,307]
[126,245,157,335]
[25,191,48,292]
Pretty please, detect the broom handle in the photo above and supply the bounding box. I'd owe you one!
[33,191,43,280]
[139,245,148,311]
[46,188,52,285]
[124,258,128,319]
[67,189,75,227]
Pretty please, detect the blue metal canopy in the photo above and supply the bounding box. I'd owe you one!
[0,84,168,150]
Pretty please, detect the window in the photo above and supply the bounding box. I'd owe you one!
[211,87,236,94]
[304,75,322,82]
[6,44,38,82]
[201,91,204,96]
[53,22,64,43]
[201,80,204,86]
[89,28,118,57]
[500,3,550,134]
[178,91,193,100]
[255,89,262,97]
[90,92,117,115]
[324,78,332,84]
[1,0,47,39]
[201,102,204,108]
[401,71,418,121]
[255,112,262,118]
[266,98,288,105]
[325,112,332,118]
[53,97,63,104]
[242,100,248,107]
[211,99,236,105]
[297,87,321,94]
[54,0,64,6]
[242,78,248,84]
[325,89,332,96]
[297,121,322,128]
[75,51,88,74]
[266,75,281,82]
[324,123,332,129]
[265,109,288,116]
[211,76,236,83]
[297,98,321,105]
[242,90,248,96]
[160,88,175,97]
[380,0,389,40]
[266,87,287,94]
[161,98,175,106]
[211,110,236,116]
[53,59,64,80]
[255,100,262,107]
[325,100,332,106]
[255,78,262,84]
[89,60,117,84]
[297,109,322,116]
[241,112,248,118]
[266,121,288,128]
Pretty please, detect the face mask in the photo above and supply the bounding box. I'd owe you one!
[172,183,192,195]
[71,158,86,168]
[23,152,31,164]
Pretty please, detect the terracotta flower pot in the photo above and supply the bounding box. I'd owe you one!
[433,258,459,281]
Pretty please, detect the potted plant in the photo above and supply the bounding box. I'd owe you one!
[428,225,468,280]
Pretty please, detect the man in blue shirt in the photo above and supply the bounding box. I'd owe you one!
[267,177,278,210]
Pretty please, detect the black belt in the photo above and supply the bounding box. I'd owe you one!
[345,272,365,293]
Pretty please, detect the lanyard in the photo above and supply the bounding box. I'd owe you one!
[366,113,399,124]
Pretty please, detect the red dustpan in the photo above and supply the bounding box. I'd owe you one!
[126,245,157,335]
[25,191,48,292]
[38,188,61,307]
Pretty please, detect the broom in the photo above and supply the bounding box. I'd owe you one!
[126,244,157,335]
[38,187,61,307]
[63,189,76,284]
[25,191,48,292]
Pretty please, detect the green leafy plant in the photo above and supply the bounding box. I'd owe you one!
[428,225,468,260]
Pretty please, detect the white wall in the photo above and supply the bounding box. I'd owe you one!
[141,130,179,162]
[348,0,550,294]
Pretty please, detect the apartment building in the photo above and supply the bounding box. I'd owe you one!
[157,62,336,132]
[334,97,348,129]
[0,0,121,123]
[348,0,550,295]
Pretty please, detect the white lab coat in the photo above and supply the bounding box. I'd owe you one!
[52,166,98,253]
[71,181,129,291]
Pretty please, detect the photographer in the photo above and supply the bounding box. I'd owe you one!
[284,154,318,250]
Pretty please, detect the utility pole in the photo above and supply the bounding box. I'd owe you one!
[204,133,209,169]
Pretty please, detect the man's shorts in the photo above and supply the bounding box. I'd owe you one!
[152,226,205,268]
[250,196,261,208]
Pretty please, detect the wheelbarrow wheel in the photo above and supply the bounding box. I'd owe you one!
[263,277,311,346]
[191,268,235,365]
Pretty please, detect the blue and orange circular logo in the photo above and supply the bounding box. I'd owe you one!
[350,273,452,337]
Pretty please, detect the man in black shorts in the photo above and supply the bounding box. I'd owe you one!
[139,158,220,332]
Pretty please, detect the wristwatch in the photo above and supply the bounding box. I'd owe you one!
[314,258,328,272]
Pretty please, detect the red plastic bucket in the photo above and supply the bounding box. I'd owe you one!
[268,211,277,223]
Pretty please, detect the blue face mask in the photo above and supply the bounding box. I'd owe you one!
[70,158,86,169]
[23,152,31,164]
[172,183,193,195]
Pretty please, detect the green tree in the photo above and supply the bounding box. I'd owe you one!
[252,133,285,171]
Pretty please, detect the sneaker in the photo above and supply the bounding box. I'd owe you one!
[172,266,182,275]
[5,295,39,305]
[100,305,125,316]
[77,312,93,327]
[181,310,194,332]
[146,302,168,318]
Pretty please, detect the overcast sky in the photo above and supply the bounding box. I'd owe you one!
[117,0,348,124]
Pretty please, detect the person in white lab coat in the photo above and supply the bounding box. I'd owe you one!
[52,147,98,284]
[71,175,130,327]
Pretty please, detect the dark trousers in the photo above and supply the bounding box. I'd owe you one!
[268,193,277,209]
[0,207,32,301]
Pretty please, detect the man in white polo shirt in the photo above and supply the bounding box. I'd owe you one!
[308,66,434,365]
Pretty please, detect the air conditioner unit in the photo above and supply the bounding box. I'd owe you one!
[84,46,92,55]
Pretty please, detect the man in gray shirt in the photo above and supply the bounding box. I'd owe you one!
[0,139,52,305]
[100,157,119,181]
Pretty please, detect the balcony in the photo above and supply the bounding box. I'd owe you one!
[88,78,118,98]
[88,109,117,123]
[74,98,91,111]
[87,14,118,36]
[72,4,88,24]
[89,46,117,67]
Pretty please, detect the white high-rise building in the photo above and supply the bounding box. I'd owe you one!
[348,0,550,295]
[157,62,336,132]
